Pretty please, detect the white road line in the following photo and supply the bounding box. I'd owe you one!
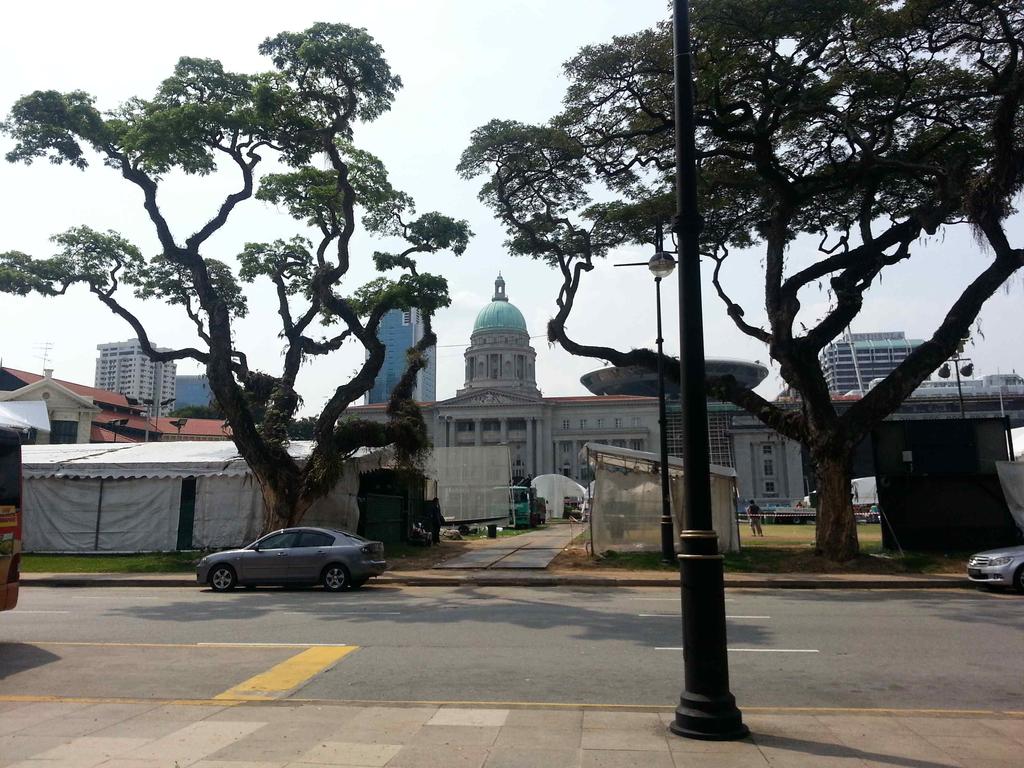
[634,618,770,622]
[655,647,819,653]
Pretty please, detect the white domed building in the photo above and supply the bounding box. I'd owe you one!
[354,275,660,484]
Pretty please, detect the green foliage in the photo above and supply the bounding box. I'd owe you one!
[237,237,314,296]
[347,273,451,318]
[132,256,248,318]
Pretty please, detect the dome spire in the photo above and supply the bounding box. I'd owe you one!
[493,273,507,302]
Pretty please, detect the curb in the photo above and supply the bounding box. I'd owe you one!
[21,573,972,590]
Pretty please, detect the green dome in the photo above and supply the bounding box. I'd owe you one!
[473,300,527,333]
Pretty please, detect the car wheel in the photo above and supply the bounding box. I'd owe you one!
[322,564,350,592]
[1014,564,1024,595]
[209,565,237,592]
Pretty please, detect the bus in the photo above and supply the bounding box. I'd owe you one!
[0,427,22,612]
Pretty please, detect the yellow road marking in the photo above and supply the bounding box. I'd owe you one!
[214,645,358,701]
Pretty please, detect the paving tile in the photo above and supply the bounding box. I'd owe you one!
[900,716,1002,738]
[427,708,509,727]
[484,747,582,768]
[667,733,761,755]
[298,740,403,766]
[583,711,662,731]
[411,725,500,746]
[753,748,869,768]
[929,735,1023,762]
[494,725,582,750]
[31,736,153,766]
[0,734,75,766]
[130,720,265,764]
[88,716,198,741]
[190,762,289,768]
[327,724,423,745]
[387,743,490,768]
[671,753,770,768]
[11,715,115,738]
[581,750,676,768]
[344,706,438,729]
[505,709,583,730]
[92,760,172,768]
[581,728,670,752]
[983,719,1024,746]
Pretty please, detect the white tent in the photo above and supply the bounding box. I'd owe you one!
[996,462,1024,535]
[583,442,740,553]
[20,441,391,552]
[531,474,587,519]
[424,445,512,525]
[1011,427,1024,460]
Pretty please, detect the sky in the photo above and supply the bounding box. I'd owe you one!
[1,0,1021,415]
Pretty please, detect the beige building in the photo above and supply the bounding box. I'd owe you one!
[351,276,659,484]
[0,369,100,444]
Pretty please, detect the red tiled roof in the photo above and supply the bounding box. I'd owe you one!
[154,417,232,437]
[94,413,162,432]
[90,424,140,443]
[2,366,135,408]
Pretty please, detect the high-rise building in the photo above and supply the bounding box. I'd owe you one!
[175,374,213,410]
[819,331,924,394]
[364,308,436,404]
[95,339,177,416]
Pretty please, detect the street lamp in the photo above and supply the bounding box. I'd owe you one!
[670,0,748,740]
[615,225,678,564]
[937,337,973,418]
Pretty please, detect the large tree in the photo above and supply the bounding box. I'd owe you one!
[1,23,471,532]
[459,0,1024,561]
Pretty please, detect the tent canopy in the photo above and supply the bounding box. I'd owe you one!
[0,401,50,433]
[531,474,587,519]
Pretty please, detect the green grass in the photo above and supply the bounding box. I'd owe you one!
[22,552,200,573]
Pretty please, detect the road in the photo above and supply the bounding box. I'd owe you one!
[2,585,1021,711]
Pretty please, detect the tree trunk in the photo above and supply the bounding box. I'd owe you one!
[258,478,301,534]
[812,449,859,562]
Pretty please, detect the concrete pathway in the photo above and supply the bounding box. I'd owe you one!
[0,698,1019,767]
[434,522,582,570]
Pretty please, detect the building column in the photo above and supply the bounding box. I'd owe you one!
[526,418,535,476]
[500,418,508,444]
[473,418,482,446]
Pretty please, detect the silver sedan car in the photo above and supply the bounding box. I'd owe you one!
[196,527,387,592]
[967,544,1024,593]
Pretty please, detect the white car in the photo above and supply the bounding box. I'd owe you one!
[967,545,1024,593]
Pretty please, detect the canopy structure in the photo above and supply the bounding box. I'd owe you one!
[20,441,391,552]
[0,401,50,434]
[996,462,1024,535]
[424,445,512,525]
[531,474,586,519]
[583,442,740,554]
[1011,427,1023,460]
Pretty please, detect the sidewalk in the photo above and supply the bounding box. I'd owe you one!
[21,569,971,589]
[0,697,1020,767]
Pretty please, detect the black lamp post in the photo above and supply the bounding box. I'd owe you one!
[615,225,677,564]
[649,246,677,563]
[670,0,748,740]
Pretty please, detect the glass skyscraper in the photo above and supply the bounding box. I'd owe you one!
[364,308,436,404]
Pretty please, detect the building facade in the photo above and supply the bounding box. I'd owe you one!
[820,331,923,394]
[352,275,661,485]
[175,374,213,410]
[365,308,437,404]
[95,339,177,415]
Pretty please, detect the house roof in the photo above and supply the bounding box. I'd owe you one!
[154,417,232,437]
[1,366,135,409]
[90,424,140,443]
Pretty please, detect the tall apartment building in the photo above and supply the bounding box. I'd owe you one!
[95,339,177,416]
[364,308,436,404]
[819,331,924,394]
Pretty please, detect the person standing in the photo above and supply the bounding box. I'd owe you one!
[425,496,444,545]
[746,499,763,537]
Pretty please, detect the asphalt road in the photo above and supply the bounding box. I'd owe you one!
[2,585,1021,711]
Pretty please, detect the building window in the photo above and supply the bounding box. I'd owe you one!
[560,441,572,454]
[629,439,644,451]
[561,419,570,430]
[50,420,79,444]
[632,416,641,427]
[596,418,604,428]
[763,458,775,477]
[579,419,587,429]
[763,480,777,497]
[762,444,773,455]
[402,310,412,325]
[614,417,623,429]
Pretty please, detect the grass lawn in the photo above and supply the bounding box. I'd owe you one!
[555,524,970,575]
[22,552,200,573]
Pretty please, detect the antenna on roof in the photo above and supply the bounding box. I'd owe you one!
[33,342,54,371]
